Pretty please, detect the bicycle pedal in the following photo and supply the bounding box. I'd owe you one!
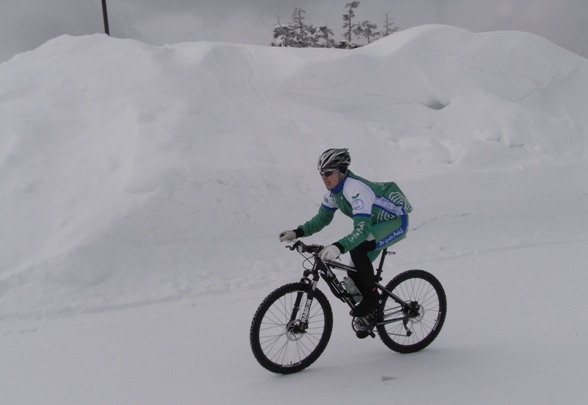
[352,316,376,339]
[355,329,369,339]
[355,329,375,339]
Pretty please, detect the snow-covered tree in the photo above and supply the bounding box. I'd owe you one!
[355,20,380,44]
[271,20,294,47]
[290,8,318,47]
[271,3,396,49]
[316,25,337,48]
[271,8,318,48]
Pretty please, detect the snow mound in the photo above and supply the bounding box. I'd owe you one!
[0,25,586,319]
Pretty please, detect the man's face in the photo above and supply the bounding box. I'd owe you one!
[320,169,341,190]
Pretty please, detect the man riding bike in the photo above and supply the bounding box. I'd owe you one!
[279,148,412,318]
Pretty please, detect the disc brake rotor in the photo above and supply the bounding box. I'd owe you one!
[286,320,306,341]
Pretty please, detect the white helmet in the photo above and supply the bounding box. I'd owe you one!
[317,148,351,173]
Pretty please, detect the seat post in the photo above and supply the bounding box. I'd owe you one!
[375,248,388,281]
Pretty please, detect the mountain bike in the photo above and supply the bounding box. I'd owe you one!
[249,240,447,374]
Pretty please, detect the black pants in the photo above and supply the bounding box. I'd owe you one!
[348,240,379,299]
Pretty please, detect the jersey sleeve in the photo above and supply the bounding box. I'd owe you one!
[298,192,338,237]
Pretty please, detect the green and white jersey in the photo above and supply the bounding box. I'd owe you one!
[298,171,412,253]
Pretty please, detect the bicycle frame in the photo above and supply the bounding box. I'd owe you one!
[291,242,416,329]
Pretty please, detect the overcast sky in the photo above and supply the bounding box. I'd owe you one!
[2,0,587,63]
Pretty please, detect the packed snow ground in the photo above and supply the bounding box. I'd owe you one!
[0,25,587,404]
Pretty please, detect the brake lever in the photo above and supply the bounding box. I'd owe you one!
[286,240,304,252]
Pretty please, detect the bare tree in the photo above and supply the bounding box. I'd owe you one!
[381,12,399,37]
[343,1,360,45]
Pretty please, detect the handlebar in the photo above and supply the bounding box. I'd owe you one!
[287,240,324,254]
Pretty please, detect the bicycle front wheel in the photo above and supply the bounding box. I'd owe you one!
[377,269,447,353]
[250,282,333,374]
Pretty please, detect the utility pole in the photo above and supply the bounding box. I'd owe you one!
[102,0,110,35]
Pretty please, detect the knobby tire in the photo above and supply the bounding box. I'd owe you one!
[250,282,333,374]
[377,269,447,353]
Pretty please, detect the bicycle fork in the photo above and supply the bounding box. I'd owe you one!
[288,278,319,334]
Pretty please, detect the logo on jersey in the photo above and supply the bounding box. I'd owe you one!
[352,194,364,210]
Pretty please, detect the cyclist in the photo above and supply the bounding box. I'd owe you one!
[279,148,412,318]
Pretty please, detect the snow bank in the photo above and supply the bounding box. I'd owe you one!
[0,25,586,319]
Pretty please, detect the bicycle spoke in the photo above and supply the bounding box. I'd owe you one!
[251,283,333,373]
[377,270,446,353]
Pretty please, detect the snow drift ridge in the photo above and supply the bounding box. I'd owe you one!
[0,25,586,319]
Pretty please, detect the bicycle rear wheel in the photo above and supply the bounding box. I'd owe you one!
[250,282,333,374]
[377,269,447,353]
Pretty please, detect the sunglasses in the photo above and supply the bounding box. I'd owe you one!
[320,170,337,178]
